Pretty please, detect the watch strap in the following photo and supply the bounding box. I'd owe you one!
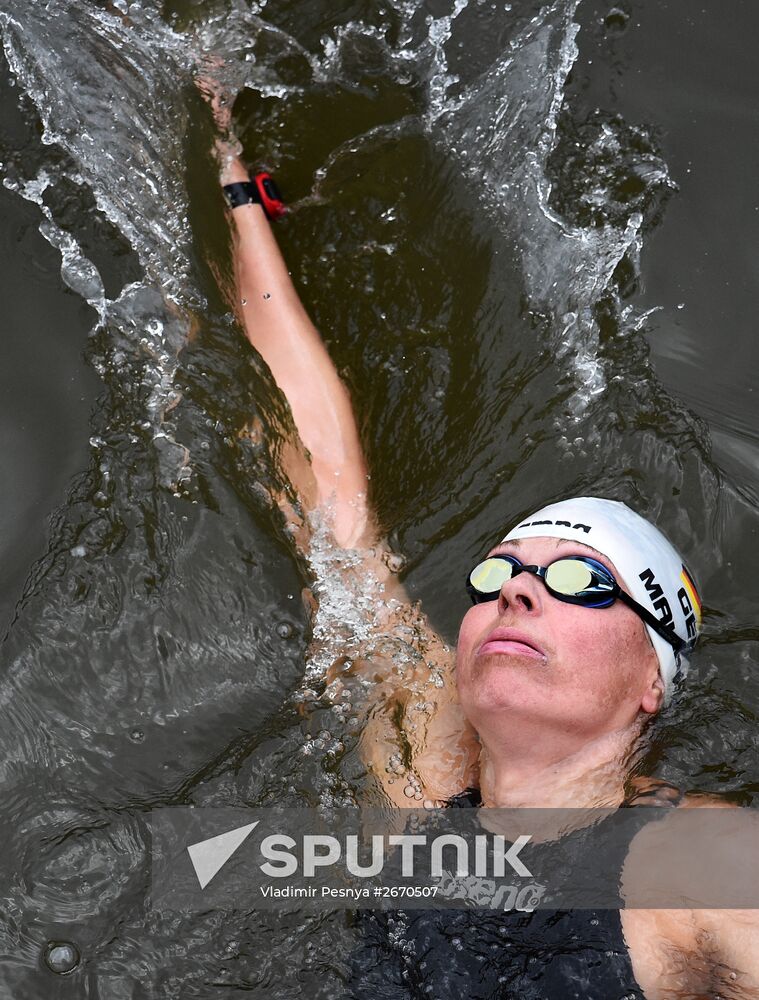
[222,181,262,210]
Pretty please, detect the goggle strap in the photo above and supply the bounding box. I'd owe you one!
[614,589,685,654]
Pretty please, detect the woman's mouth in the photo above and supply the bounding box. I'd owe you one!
[478,627,546,660]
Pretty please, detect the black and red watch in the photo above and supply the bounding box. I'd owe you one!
[222,172,287,220]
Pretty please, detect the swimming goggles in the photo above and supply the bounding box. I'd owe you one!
[466,554,685,654]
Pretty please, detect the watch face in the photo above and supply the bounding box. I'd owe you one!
[255,174,287,218]
[261,176,283,202]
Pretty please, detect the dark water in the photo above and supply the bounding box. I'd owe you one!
[0,0,757,995]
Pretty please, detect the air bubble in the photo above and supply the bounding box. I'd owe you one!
[129,729,145,743]
[43,941,80,975]
[384,552,407,573]
[603,6,630,33]
[277,622,294,639]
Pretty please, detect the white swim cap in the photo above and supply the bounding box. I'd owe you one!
[501,497,702,699]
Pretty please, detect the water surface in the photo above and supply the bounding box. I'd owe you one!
[1,0,758,995]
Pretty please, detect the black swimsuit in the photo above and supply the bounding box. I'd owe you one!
[349,790,650,1000]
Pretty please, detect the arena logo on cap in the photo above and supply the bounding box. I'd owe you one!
[516,519,592,534]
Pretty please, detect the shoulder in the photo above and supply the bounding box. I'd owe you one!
[621,797,759,994]
[622,789,752,904]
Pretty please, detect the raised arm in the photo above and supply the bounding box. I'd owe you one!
[196,69,479,804]
[221,163,374,549]
[196,68,372,550]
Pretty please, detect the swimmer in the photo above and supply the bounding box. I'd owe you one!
[196,70,759,1000]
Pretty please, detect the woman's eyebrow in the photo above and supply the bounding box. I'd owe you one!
[485,538,609,562]
[486,540,523,557]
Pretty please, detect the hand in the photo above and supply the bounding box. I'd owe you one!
[195,54,235,134]
[195,56,250,186]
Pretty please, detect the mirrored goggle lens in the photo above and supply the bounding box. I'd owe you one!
[468,557,516,596]
[544,558,613,597]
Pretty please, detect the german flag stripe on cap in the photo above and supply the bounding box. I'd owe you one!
[680,565,702,627]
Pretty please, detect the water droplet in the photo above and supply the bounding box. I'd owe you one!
[43,941,80,975]
[676,302,685,310]
[403,785,416,798]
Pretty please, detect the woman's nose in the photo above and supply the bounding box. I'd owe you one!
[498,567,543,614]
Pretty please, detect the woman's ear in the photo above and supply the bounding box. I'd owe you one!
[640,670,665,715]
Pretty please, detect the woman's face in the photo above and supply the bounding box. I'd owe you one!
[456,535,663,744]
